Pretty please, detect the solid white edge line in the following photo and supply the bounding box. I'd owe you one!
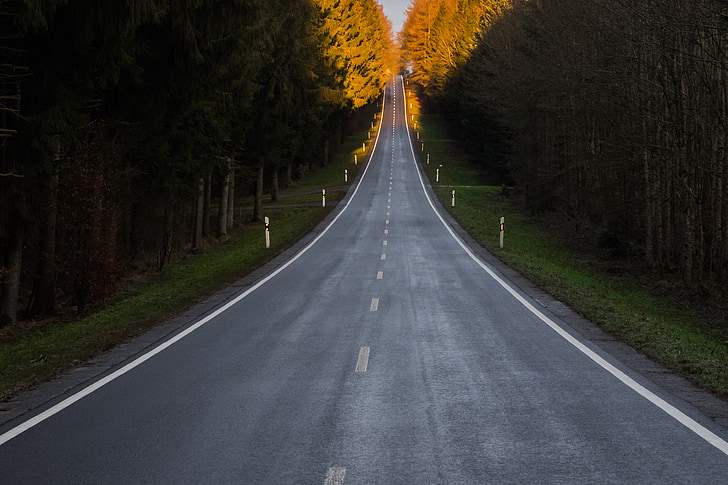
[0,86,391,448]
[399,75,728,456]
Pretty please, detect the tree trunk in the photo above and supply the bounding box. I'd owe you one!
[271,167,280,202]
[336,118,344,147]
[193,176,205,252]
[322,139,330,166]
[159,199,174,271]
[32,143,59,316]
[286,163,293,186]
[227,166,235,229]
[253,161,264,222]
[218,162,230,238]
[1,220,24,326]
[202,172,212,237]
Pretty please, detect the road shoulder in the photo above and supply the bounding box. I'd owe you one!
[416,161,728,433]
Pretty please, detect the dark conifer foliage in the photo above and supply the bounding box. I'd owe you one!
[401,0,728,294]
[0,0,395,324]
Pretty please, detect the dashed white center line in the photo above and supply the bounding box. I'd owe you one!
[384,229,388,235]
[383,240,388,246]
[377,271,383,279]
[386,211,390,216]
[355,346,370,373]
[370,297,379,312]
[380,253,386,260]
[324,466,346,485]
[386,219,389,224]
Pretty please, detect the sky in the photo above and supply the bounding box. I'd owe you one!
[379,0,409,34]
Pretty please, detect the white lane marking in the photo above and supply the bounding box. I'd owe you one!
[383,240,388,247]
[380,253,386,261]
[386,219,389,225]
[370,298,379,312]
[377,271,384,279]
[324,466,346,485]
[355,346,370,373]
[398,75,728,456]
[0,86,391,449]
[386,212,390,216]
[384,229,388,235]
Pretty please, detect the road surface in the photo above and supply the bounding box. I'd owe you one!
[1,77,728,483]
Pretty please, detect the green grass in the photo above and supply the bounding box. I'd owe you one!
[0,110,380,399]
[299,135,369,188]
[416,112,728,397]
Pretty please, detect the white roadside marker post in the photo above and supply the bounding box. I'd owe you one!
[426,153,430,165]
[499,217,505,249]
[436,167,440,183]
[362,142,366,152]
[368,131,371,140]
[344,169,348,183]
[264,216,270,248]
[322,189,326,207]
[417,131,420,140]
[354,153,357,166]
[421,142,424,152]
[452,190,456,207]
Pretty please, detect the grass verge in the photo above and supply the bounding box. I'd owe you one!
[414,110,728,398]
[0,109,380,400]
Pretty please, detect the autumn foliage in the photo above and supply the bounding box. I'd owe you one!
[317,0,397,108]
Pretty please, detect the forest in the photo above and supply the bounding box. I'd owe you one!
[0,0,395,325]
[401,0,728,296]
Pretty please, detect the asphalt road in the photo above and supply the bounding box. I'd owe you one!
[1,77,728,484]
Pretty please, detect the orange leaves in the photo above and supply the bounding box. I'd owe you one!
[313,0,396,109]
[400,0,512,96]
